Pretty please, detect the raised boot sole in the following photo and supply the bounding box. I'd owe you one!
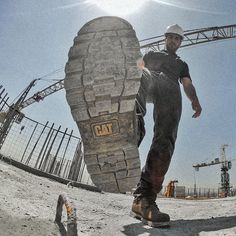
[64,16,142,193]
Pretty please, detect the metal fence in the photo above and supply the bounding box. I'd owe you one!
[0,85,10,120]
[0,85,92,186]
[185,187,219,198]
[161,185,236,199]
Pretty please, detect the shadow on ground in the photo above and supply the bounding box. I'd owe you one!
[0,208,58,236]
[122,216,236,236]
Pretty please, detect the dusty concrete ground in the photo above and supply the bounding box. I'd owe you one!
[0,160,236,236]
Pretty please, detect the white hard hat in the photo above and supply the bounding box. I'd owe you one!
[165,24,184,39]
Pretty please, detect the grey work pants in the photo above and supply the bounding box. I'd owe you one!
[135,72,182,198]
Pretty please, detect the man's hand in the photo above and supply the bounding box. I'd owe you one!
[137,58,145,70]
[182,77,202,118]
[191,98,202,118]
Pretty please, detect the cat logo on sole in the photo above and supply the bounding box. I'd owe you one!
[92,120,119,137]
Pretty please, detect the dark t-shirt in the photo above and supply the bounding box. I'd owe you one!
[143,50,191,83]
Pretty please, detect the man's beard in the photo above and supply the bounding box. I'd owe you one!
[166,44,178,53]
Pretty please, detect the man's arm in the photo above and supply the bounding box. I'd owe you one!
[181,77,202,118]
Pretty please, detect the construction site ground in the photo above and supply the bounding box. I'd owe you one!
[0,160,236,236]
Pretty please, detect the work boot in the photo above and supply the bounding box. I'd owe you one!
[131,197,170,227]
[64,16,143,193]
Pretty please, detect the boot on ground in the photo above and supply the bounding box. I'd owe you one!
[131,197,170,227]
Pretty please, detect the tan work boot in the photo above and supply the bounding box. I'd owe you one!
[131,197,170,227]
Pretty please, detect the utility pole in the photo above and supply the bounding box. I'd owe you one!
[0,79,39,149]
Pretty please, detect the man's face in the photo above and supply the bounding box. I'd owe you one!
[165,33,182,53]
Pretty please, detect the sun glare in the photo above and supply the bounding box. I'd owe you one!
[85,0,149,16]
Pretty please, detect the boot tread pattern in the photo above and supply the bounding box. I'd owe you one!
[65,16,142,192]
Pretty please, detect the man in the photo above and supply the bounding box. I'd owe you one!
[131,24,202,227]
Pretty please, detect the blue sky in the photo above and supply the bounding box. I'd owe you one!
[1,0,236,189]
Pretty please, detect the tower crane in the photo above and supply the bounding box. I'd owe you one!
[19,79,64,110]
[0,79,39,148]
[193,144,236,197]
[19,24,236,110]
[140,24,236,51]
[0,24,236,149]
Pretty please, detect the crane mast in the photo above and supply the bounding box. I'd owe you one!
[220,144,232,196]
[0,79,39,148]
